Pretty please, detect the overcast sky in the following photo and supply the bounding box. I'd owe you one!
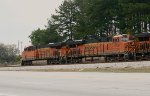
[0,0,64,50]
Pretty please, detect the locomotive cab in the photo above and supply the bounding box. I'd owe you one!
[21,46,36,66]
[24,46,36,51]
[112,34,129,42]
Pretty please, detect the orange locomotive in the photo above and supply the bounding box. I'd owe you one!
[21,33,150,66]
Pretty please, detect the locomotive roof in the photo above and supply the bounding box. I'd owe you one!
[135,33,150,37]
[24,46,36,51]
[113,34,123,38]
[66,39,84,46]
[48,42,66,48]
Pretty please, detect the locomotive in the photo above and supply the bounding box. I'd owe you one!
[21,33,150,66]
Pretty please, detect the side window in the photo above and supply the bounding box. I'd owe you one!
[117,38,119,42]
[116,38,119,42]
[121,37,129,42]
[113,38,119,42]
[113,38,115,42]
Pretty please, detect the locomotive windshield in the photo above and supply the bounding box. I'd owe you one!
[24,46,35,51]
[121,34,129,42]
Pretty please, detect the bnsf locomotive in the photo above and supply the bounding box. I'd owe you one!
[21,33,150,66]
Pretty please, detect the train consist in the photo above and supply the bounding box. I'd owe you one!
[21,33,150,66]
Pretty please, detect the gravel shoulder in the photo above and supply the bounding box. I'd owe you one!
[0,61,150,72]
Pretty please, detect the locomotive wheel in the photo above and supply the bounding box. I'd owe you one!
[27,61,32,66]
[47,60,49,65]
[135,53,142,61]
[124,54,129,61]
[29,61,32,66]
[21,61,25,66]
[60,59,66,64]
[148,53,150,60]
[76,58,82,63]
[59,57,66,64]
[106,57,113,62]
[70,58,76,64]
[141,53,149,60]
[47,60,52,65]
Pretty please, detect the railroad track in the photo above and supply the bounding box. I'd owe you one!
[0,61,150,71]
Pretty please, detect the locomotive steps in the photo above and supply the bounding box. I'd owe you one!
[0,61,150,72]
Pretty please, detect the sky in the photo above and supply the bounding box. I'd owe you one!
[0,0,64,51]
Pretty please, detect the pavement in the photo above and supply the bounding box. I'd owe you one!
[0,72,150,96]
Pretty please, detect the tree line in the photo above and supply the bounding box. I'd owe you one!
[29,0,150,45]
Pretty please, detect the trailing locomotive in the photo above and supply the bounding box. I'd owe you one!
[21,33,150,66]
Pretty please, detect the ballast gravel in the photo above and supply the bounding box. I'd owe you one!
[0,61,150,71]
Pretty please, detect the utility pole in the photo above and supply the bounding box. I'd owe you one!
[18,40,20,55]
[20,41,23,54]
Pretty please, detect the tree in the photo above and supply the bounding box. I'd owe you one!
[29,23,63,46]
[51,0,77,40]
[117,0,150,34]
[74,0,119,37]
[73,0,98,39]
[46,20,63,43]
[29,0,150,44]
[0,44,17,64]
[29,28,47,45]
